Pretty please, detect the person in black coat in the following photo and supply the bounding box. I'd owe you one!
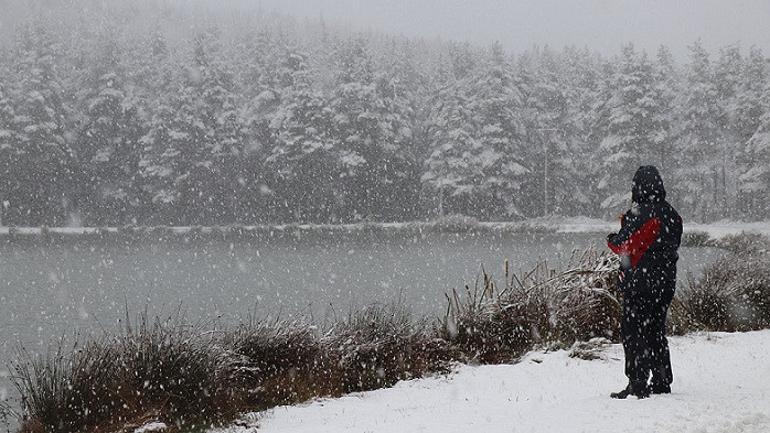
[606,165,682,399]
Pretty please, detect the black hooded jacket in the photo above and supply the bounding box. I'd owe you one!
[607,166,682,293]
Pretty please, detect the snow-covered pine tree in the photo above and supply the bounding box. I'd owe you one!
[734,47,768,143]
[735,47,769,217]
[193,30,247,224]
[138,87,186,224]
[0,62,16,226]
[329,36,396,221]
[597,44,657,214]
[77,37,143,225]
[138,30,222,225]
[557,46,604,217]
[447,41,477,81]
[129,30,176,223]
[373,38,422,221]
[421,79,478,217]
[267,49,339,223]
[237,30,281,100]
[154,30,233,225]
[226,28,291,223]
[465,42,529,218]
[675,40,722,221]
[712,45,744,217]
[740,111,770,217]
[714,44,744,126]
[133,29,174,97]
[237,31,286,222]
[584,55,617,216]
[0,79,13,151]
[519,46,583,217]
[10,24,73,226]
[647,45,678,175]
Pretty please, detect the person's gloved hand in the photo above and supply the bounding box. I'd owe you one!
[607,232,617,243]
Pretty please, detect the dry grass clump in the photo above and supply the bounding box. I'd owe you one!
[10,339,118,433]
[681,231,713,248]
[8,307,455,433]
[10,314,229,433]
[222,319,332,407]
[712,232,770,255]
[534,251,622,343]
[326,304,453,392]
[669,232,770,334]
[440,250,622,363]
[675,253,770,332]
[439,271,537,363]
[110,314,226,425]
[666,296,703,336]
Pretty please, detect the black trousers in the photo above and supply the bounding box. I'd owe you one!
[621,267,676,386]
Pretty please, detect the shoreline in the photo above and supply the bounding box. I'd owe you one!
[1,216,768,239]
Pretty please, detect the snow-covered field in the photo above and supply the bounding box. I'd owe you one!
[216,330,770,433]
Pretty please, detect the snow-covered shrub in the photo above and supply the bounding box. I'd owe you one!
[681,230,713,248]
[326,304,453,392]
[440,250,622,363]
[11,313,229,433]
[111,313,225,424]
[11,338,119,433]
[439,270,536,363]
[222,320,327,406]
[667,296,703,335]
[712,232,770,255]
[675,251,770,332]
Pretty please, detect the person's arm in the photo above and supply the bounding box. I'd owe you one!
[607,205,660,269]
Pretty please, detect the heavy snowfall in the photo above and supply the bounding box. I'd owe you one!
[1,1,770,433]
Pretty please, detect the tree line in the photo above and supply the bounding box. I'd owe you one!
[0,9,768,226]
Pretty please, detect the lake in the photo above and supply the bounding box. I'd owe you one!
[0,230,724,418]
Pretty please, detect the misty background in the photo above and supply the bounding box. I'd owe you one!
[254,0,770,56]
[0,0,769,226]
[0,3,767,429]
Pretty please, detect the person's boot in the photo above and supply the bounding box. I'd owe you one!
[610,382,650,399]
[649,382,671,394]
[650,366,673,394]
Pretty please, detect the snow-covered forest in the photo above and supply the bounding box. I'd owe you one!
[1,1,769,227]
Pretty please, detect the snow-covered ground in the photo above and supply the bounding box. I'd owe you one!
[2,218,769,239]
[523,216,770,239]
[216,330,770,433]
[683,220,770,239]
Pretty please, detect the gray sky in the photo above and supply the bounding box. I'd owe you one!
[257,0,770,56]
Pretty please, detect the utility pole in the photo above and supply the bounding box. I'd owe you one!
[543,145,548,216]
[536,128,562,217]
